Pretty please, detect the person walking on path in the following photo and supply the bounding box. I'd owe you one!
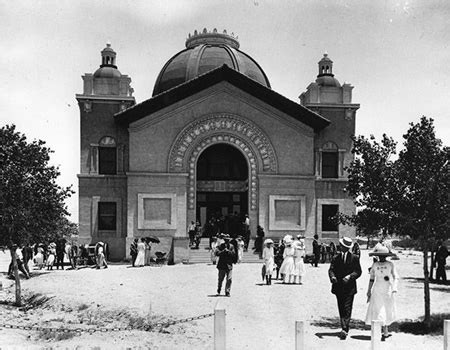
[46,242,56,270]
[434,240,448,283]
[8,244,30,280]
[95,242,108,269]
[134,238,146,267]
[312,234,321,267]
[130,238,138,267]
[365,242,398,341]
[262,239,275,285]
[279,235,295,284]
[328,237,362,340]
[293,236,306,284]
[215,234,236,297]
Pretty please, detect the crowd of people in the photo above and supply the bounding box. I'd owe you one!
[6,240,110,279]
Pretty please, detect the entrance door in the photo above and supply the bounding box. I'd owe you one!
[196,144,248,237]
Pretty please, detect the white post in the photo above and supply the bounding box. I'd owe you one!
[444,320,450,350]
[214,302,226,350]
[371,320,382,350]
[295,321,304,350]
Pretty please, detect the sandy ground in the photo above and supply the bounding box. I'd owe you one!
[0,249,448,350]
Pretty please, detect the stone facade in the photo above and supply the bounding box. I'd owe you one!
[77,38,359,262]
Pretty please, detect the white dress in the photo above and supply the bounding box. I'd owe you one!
[279,246,295,276]
[262,246,275,276]
[293,243,306,277]
[135,242,146,266]
[365,261,398,325]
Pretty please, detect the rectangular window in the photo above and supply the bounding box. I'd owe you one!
[322,204,339,231]
[98,202,117,231]
[322,152,338,178]
[99,147,117,175]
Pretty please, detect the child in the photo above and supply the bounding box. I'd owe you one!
[262,239,275,285]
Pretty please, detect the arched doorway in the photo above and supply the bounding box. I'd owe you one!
[196,144,248,237]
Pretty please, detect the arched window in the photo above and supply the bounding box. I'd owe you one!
[98,136,117,175]
[321,141,338,178]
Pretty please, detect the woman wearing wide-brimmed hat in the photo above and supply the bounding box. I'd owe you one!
[279,235,296,284]
[262,239,275,285]
[365,242,398,341]
[292,236,306,284]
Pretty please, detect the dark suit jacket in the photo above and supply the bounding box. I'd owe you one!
[215,243,236,271]
[328,252,362,295]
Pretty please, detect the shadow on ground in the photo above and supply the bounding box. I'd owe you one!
[312,313,449,336]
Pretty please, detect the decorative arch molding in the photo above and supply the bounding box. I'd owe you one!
[185,134,259,210]
[168,114,278,173]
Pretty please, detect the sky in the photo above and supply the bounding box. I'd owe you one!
[1,0,449,222]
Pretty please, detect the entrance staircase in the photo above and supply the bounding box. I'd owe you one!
[188,238,263,264]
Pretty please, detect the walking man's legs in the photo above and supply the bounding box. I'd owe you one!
[224,270,232,296]
[217,269,226,294]
[336,293,354,338]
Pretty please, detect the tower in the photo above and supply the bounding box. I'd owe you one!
[75,44,135,258]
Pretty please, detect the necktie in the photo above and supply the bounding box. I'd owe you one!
[343,252,347,264]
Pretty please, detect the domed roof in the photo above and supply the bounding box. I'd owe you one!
[94,66,122,78]
[315,53,340,87]
[93,43,121,79]
[315,75,341,87]
[152,28,271,96]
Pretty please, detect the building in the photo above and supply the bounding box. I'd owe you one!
[76,29,359,262]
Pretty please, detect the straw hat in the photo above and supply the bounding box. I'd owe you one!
[339,237,353,249]
[264,238,274,245]
[369,243,397,257]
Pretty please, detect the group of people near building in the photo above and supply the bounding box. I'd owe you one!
[7,240,110,279]
[129,237,153,267]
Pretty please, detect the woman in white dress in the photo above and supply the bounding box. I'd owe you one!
[279,236,295,283]
[134,238,146,267]
[46,243,56,270]
[34,244,45,269]
[293,236,306,284]
[262,239,275,285]
[365,243,398,340]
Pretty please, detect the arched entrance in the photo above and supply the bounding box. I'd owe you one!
[196,144,248,237]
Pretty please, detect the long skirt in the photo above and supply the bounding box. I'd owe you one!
[292,257,306,277]
[279,256,295,276]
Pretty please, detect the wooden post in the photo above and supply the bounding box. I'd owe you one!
[295,321,304,350]
[371,320,382,350]
[444,320,450,350]
[214,302,226,350]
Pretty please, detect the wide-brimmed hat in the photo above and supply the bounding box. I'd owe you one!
[339,237,353,249]
[283,235,293,243]
[97,242,104,246]
[369,243,397,257]
[297,235,305,239]
[264,238,274,245]
[49,242,56,247]
[221,234,231,240]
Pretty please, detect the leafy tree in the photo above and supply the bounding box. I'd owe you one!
[395,117,449,329]
[0,124,73,305]
[342,117,449,330]
[339,133,399,236]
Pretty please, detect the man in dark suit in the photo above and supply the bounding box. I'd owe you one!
[328,237,362,340]
[215,234,237,297]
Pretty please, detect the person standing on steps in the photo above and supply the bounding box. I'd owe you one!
[328,237,362,340]
[215,234,236,297]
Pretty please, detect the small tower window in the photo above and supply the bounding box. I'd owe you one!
[321,141,339,178]
[98,136,117,175]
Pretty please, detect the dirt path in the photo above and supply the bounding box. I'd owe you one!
[0,250,446,349]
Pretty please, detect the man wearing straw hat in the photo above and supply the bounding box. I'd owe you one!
[328,237,362,340]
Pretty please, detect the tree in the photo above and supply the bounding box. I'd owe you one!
[395,117,449,329]
[339,133,399,237]
[0,124,73,305]
[342,117,449,330]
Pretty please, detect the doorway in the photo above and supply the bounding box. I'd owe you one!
[196,144,248,237]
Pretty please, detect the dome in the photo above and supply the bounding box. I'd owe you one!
[315,75,341,87]
[152,29,271,96]
[94,66,122,79]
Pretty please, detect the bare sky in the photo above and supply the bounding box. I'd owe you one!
[1,0,449,222]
